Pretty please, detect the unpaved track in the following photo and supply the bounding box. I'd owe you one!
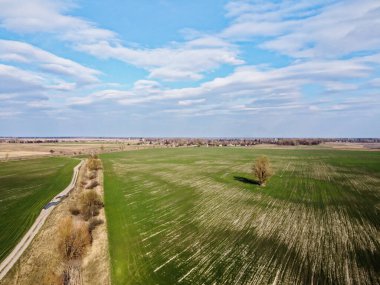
[0,160,83,280]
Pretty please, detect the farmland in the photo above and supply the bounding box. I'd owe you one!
[0,157,78,262]
[102,147,380,285]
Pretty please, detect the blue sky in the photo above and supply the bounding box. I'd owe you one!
[0,0,379,137]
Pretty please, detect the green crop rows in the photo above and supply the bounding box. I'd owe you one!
[101,147,379,284]
[0,157,77,262]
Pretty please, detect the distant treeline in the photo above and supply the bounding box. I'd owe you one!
[139,137,380,147]
[2,139,60,143]
[1,137,379,147]
[152,138,322,147]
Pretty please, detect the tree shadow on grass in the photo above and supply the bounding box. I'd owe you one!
[233,176,260,185]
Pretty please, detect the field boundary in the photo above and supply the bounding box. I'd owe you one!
[0,160,83,280]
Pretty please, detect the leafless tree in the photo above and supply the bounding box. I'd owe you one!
[57,216,90,261]
[252,156,272,186]
[79,190,103,220]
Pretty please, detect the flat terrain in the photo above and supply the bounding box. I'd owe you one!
[2,140,378,160]
[102,147,380,285]
[1,158,110,285]
[0,141,140,159]
[0,157,77,262]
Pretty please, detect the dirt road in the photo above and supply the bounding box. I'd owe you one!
[0,160,83,280]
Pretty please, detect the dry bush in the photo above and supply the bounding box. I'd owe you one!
[79,190,103,220]
[87,170,97,180]
[252,156,272,186]
[85,180,99,189]
[87,157,102,171]
[88,217,104,233]
[62,260,82,285]
[69,204,80,216]
[57,216,91,261]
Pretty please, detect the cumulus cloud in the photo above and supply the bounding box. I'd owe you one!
[0,40,101,85]
[0,40,103,116]
[75,38,243,81]
[68,55,373,117]
[223,0,380,59]
[0,0,379,134]
[222,1,324,39]
[0,0,115,41]
[0,0,243,81]
[0,64,45,94]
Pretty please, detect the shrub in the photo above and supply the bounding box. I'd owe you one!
[87,157,102,171]
[88,217,104,233]
[69,204,80,216]
[62,260,81,284]
[88,170,97,180]
[57,216,91,261]
[252,156,272,186]
[79,190,103,220]
[85,180,99,189]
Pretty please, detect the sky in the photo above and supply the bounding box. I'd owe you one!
[0,0,379,138]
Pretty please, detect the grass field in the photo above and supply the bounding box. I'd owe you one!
[0,157,78,262]
[102,148,380,285]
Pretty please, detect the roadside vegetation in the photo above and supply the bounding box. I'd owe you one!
[87,155,102,171]
[101,147,380,285]
[0,157,77,263]
[54,155,104,285]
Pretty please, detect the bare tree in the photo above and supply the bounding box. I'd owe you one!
[57,216,90,261]
[79,190,103,220]
[252,156,272,186]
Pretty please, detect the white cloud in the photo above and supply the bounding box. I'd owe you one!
[69,56,372,115]
[370,78,380,87]
[178,99,206,106]
[1,0,379,126]
[0,64,45,93]
[76,39,243,81]
[0,40,101,85]
[0,0,243,81]
[0,40,104,115]
[0,0,115,42]
[223,0,380,59]
[222,1,323,39]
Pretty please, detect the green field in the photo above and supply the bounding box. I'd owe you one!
[102,148,380,285]
[0,157,78,262]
